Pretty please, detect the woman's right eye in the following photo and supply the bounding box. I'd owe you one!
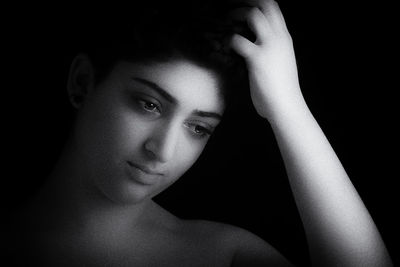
[138,100,161,114]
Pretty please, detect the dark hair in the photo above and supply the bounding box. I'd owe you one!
[72,0,248,106]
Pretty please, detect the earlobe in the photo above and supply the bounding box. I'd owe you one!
[67,53,95,109]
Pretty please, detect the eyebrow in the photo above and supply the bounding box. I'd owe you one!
[132,77,177,104]
[193,110,222,121]
[132,76,223,120]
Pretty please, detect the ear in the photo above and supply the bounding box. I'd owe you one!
[67,53,95,109]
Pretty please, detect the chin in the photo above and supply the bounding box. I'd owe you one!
[95,177,155,206]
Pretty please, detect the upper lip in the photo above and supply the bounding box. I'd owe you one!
[127,161,164,176]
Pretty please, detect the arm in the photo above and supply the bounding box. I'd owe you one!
[229,1,393,266]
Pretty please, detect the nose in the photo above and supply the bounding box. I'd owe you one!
[143,121,180,163]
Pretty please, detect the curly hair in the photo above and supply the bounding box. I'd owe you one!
[73,0,249,106]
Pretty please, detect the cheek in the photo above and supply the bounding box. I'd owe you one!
[116,113,148,151]
[169,138,206,178]
[150,143,204,197]
[106,102,157,157]
[75,103,148,172]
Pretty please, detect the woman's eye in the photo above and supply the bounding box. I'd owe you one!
[139,100,161,113]
[187,123,213,139]
[194,126,207,134]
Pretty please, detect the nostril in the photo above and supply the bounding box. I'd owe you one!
[143,137,176,163]
[143,123,179,163]
[144,140,157,159]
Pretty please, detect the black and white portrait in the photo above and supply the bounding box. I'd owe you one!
[3,1,396,266]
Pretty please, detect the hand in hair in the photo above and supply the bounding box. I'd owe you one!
[230,1,393,266]
[230,0,303,123]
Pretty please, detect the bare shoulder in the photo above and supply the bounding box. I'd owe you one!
[150,203,294,266]
[179,219,295,267]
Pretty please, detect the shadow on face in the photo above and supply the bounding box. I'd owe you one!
[68,57,227,205]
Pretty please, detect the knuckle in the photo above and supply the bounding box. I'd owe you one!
[248,6,260,16]
[248,6,263,21]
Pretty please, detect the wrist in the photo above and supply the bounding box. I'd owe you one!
[263,96,312,128]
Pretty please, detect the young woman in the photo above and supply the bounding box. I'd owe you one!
[6,0,393,266]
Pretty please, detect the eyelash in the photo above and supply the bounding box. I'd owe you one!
[138,99,161,114]
[136,98,214,139]
[185,123,213,139]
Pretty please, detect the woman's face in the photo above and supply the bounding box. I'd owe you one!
[72,59,225,205]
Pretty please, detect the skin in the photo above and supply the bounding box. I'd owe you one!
[68,59,225,206]
[6,0,392,266]
[230,0,393,266]
[8,57,291,266]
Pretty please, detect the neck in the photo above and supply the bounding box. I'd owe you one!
[23,137,152,238]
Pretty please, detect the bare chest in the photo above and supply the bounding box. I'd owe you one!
[15,227,233,267]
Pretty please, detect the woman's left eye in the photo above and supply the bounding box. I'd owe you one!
[186,123,213,138]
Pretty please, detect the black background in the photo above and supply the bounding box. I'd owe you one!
[3,1,398,266]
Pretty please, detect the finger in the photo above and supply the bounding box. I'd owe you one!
[267,1,289,31]
[270,1,285,21]
[233,0,286,30]
[230,33,258,59]
[229,7,272,43]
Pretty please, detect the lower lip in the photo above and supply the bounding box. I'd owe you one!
[126,162,158,185]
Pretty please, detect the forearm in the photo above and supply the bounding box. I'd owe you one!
[269,99,392,267]
[227,0,392,264]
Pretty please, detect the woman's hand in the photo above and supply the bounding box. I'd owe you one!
[230,0,306,121]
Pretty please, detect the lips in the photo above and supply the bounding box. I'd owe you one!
[126,161,164,186]
[127,161,164,176]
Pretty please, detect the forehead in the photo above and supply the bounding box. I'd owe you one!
[113,59,225,114]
